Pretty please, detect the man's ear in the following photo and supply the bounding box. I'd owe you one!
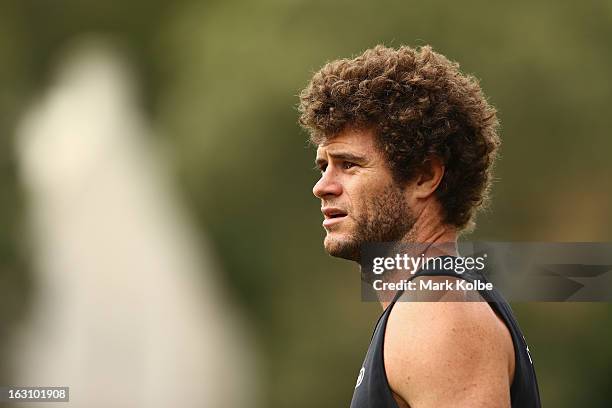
[413,157,445,199]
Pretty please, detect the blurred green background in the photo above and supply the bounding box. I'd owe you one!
[1,0,611,406]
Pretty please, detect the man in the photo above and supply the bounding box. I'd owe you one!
[299,45,541,407]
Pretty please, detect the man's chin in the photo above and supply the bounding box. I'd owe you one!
[324,234,360,262]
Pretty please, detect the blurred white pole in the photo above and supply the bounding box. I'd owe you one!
[11,39,258,408]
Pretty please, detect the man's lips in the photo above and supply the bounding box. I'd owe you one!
[321,207,348,228]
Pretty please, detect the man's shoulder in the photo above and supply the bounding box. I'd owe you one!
[384,291,513,356]
[383,289,515,407]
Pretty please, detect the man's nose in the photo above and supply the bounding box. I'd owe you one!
[313,171,342,199]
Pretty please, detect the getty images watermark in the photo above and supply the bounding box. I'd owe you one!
[370,253,492,292]
[360,242,612,302]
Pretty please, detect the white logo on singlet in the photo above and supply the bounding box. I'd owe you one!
[524,336,533,364]
[355,367,365,389]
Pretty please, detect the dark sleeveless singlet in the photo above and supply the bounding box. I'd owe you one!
[349,258,541,408]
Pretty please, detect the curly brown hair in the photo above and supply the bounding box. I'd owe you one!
[298,45,500,230]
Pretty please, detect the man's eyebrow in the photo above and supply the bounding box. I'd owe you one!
[315,151,367,167]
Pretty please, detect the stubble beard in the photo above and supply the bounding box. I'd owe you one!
[324,183,416,262]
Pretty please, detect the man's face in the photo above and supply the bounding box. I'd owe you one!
[313,128,416,261]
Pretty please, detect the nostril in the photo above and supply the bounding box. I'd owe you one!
[313,181,329,197]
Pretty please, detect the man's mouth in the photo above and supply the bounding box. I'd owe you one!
[321,207,348,228]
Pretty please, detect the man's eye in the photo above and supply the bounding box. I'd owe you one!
[342,162,356,170]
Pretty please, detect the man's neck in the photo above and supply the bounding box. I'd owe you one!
[378,206,458,309]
